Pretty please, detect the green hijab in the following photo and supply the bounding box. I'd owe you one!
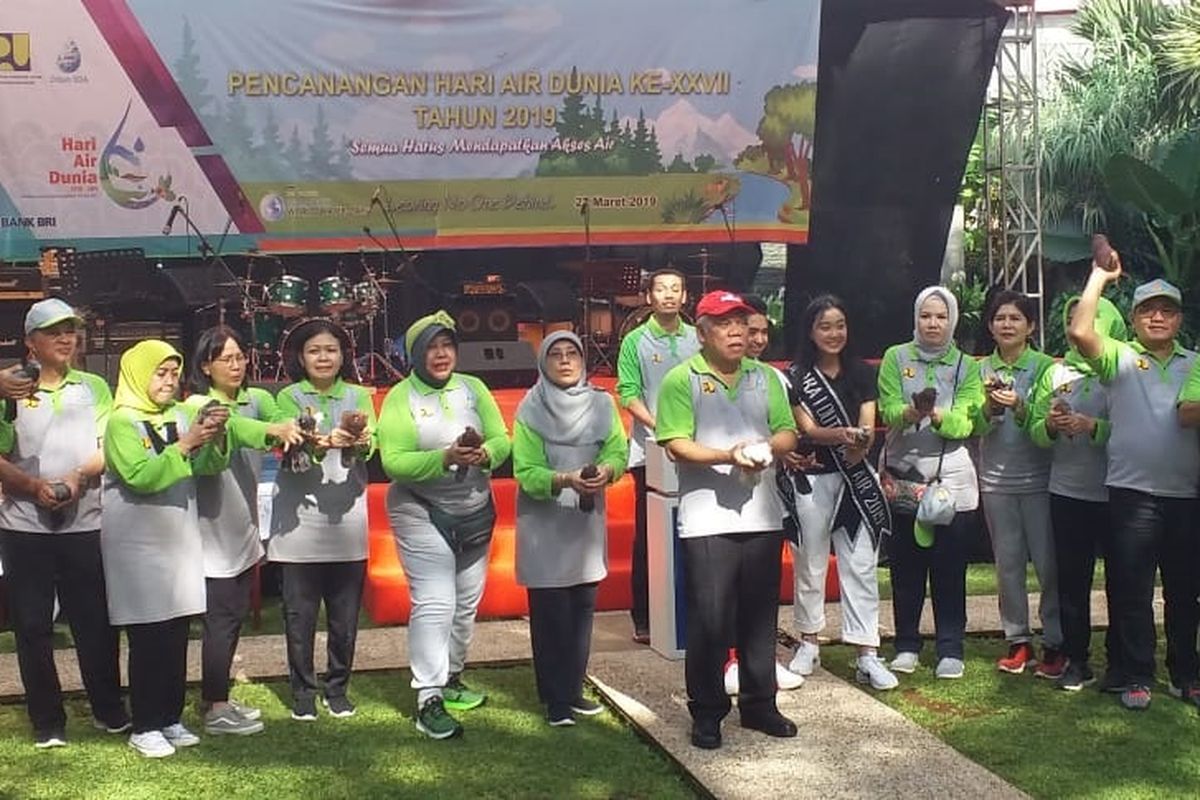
[114,340,183,413]
[1063,295,1126,372]
[404,310,457,389]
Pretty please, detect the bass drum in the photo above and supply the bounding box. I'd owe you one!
[616,304,693,342]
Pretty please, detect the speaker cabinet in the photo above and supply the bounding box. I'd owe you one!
[454,295,517,342]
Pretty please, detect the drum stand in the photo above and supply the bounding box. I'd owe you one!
[356,257,403,385]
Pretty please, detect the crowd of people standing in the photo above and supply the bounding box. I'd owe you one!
[0,250,1196,756]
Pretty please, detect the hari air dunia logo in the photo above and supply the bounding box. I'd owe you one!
[99,100,176,209]
[0,33,31,71]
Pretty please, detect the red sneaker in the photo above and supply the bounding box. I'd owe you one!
[997,643,1035,674]
[1035,649,1067,679]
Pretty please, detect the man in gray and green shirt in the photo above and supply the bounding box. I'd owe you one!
[1069,266,1200,711]
[656,290,797,750]
[616,268,700,642]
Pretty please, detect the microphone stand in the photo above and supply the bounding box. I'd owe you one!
[169,202,246,340]
[354,247,403,384]
[716,200,737,291]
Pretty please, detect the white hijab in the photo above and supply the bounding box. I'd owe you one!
[515,331,611,445]
[912,285,959,362]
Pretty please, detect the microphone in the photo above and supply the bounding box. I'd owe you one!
[578,198,589,216]
[162,204,181,235]
[370,185,383,206]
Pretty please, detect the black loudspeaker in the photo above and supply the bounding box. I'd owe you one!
[454,296,517,341]
[514,280,578,323]
[455,340,537,389]
[0,300,30,360]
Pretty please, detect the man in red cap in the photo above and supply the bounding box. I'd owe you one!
[655,290,799,749]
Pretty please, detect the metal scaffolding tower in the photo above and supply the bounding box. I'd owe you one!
[984,0,1045,346]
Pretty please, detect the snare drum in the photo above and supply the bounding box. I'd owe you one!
[351,281,381,313]
[318,276,353,314]
[266,275,308,317]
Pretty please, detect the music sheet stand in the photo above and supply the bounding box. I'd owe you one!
[576,259,642,373]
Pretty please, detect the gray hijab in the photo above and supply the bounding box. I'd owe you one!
[516,331,611,445]
[912,285,959,362]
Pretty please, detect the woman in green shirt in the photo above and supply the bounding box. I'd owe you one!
[102,340,231,758]
[513,331,627,726]
[378,310,511,740]
[187,325,300,736]
[269,319,376,723]
[877,286,982,680]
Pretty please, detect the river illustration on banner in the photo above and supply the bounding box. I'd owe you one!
[99,100,176,210]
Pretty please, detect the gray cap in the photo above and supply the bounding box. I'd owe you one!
[1132,278,1182,309]
[24,298,83,335]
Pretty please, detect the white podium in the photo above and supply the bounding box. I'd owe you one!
[646,442,686,660]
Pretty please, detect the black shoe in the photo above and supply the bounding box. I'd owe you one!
[569,697,604,716]
[1098,670,1130,694]
[92,710,132,734]
[632,628,651,645]
[690,719,722,750]
[547,705,576,727]
[290,696,317,721]
[740,710,798,738]
[33,728,67,749]
[1056,661,1095,693]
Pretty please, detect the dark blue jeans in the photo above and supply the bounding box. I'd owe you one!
[1107,488,1200,688]
[888,512,969,660]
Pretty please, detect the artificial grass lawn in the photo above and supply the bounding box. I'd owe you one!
[0,666,698,800]
[823,632,1199,800]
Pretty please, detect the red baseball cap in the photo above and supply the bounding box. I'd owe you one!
[694,290,755,318]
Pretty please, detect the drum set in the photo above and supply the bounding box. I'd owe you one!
[219,257,401,383]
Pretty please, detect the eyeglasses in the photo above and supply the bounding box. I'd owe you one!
[1135,305,1180,319]
[212,353,248,366]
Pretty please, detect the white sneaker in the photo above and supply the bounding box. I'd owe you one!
[935,657,965,680]
[724,661,739,695]
[776,661,805,690]
[856,654,900,690]
[128,730,175,758]
[890,651,921,674]
[161,723,200,747]
[788,640,821,676]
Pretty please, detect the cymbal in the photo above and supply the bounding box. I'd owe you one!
[376,276,402,284]
[683,249,730,263]
[215,279,262,288]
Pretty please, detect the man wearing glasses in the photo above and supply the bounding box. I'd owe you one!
[1070,268,1200,713]
[0,298,128,747]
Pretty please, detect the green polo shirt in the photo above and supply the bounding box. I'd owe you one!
[973,346,1055,493]
[656,353,795,537]
[1089,336,1198,497]
[0,368,111,533]
[616,314,701,466]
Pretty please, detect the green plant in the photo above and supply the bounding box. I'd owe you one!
[1104,131,1200,289]
[949,274,988,353]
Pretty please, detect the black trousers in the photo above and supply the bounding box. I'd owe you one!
[201,566,254,703]
[683,531,782,724]
[127,617,191,734]
[1107,488,1200,687]
[527,583,598,708]
[630,466,649,632]
[280,560,366,701]
[0,529,123,735]
[888,512,968,660]
[1051,494,1117,666]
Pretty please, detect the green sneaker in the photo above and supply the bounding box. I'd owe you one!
[416,697,463,740]
[443,675,486,711]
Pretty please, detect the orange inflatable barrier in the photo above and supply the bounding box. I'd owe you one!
[364,381,836,625]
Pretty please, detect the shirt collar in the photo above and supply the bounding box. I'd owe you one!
[687,352,754,385]
[987,346,1036,372]
[297,377,346,399]
[1129,338,1188,363]
[409,372,456,396]
[906,342,960,366]
[647,315,688,339]
[37,367,83,393]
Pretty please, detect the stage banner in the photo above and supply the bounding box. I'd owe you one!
[0,0,820,260]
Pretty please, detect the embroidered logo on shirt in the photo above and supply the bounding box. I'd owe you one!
[902,367,915,379]
[1057,383,1072,395]
[1135,358,1150,371]
[23,396,39,409]
[419,406,432,418]
[701,380,716,394]
[652,353,662,364]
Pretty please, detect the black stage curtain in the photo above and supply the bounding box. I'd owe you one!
[786,0,1008,358]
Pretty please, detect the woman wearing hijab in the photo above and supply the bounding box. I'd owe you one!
[102,340,231,758]
[513,331,627,726]
[186,326,301,736]
[269,318,376,723]
[877,286,982,680]
[1028,296,1124,691]
[378,311,511,740]
[973,291,1061,679]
